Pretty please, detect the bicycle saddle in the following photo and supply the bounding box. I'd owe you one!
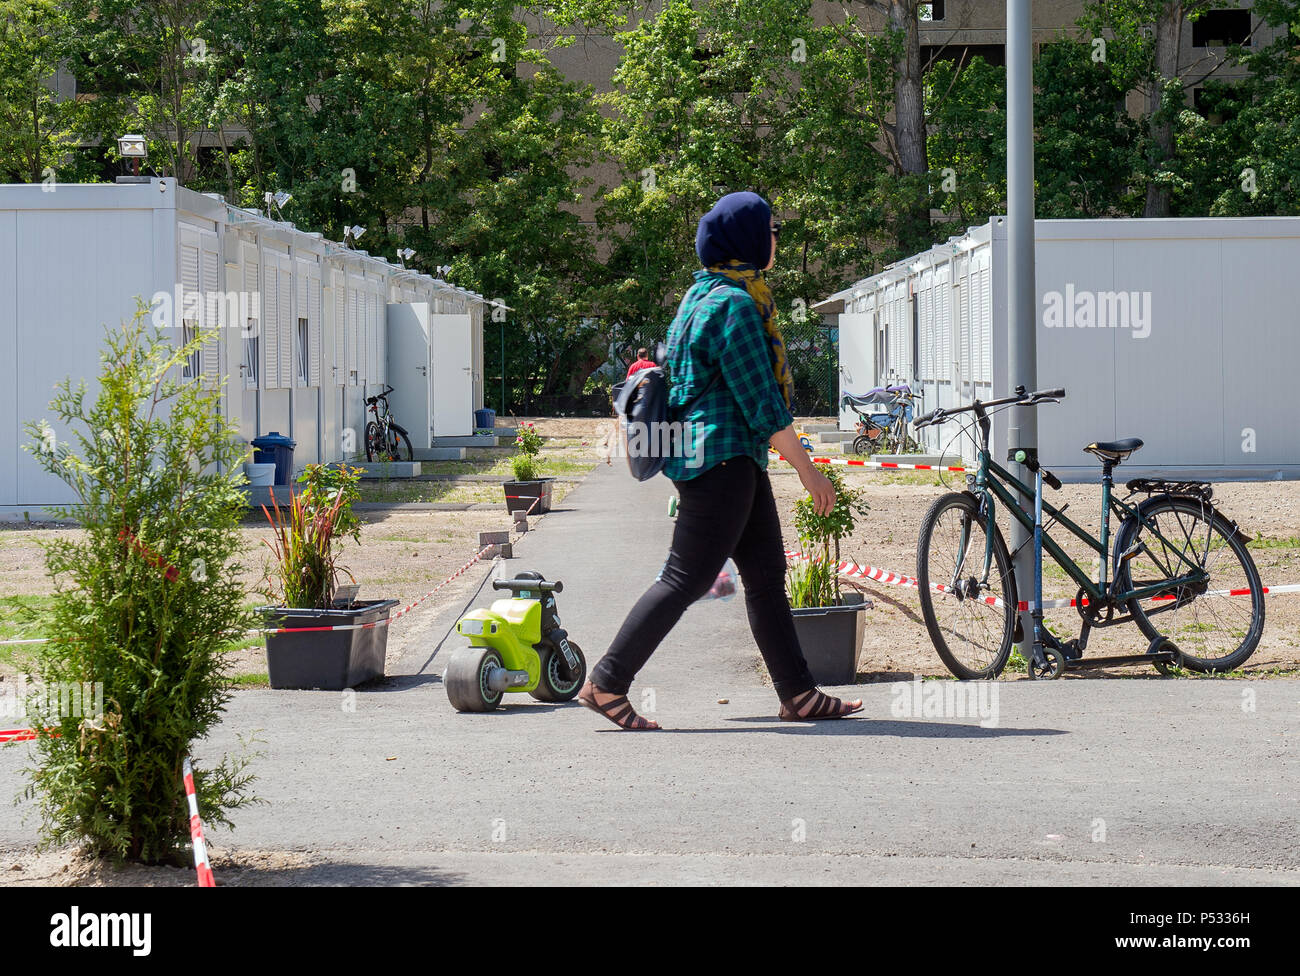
[1083,438,1143,462]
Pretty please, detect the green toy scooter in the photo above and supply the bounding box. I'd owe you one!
[444,571,588,712]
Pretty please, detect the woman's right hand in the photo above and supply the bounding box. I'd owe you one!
[798,464,835,516]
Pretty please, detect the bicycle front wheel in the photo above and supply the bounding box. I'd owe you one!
[384,423,414,462]
[916,492,1018,680]
[364,421,381,462]
[1114,496,1264,673]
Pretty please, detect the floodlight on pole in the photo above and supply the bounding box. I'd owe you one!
[117,134,147,177]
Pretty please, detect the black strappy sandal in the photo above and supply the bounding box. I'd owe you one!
[578,681,661,730]
[778,688,863,722]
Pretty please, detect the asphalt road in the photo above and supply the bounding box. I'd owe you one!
[1,463,1296,885]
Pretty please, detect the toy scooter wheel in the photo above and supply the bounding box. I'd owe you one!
[445,646,505,712]
[1027,646,1066,680]
[530,641,587,702]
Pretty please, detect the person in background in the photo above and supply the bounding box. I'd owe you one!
[579,191,863,730]
[625,348,656,379]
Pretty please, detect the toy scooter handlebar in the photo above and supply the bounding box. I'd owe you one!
[493,578,562,593]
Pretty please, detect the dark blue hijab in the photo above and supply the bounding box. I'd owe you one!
[695,191,772,268]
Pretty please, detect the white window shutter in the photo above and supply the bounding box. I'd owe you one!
[369,293,380,386]
[201,247,221,383]
[309,279,322,387]
[334,278,345,385]
[376,298,386,387]
[264,264,279,388]
[347,288,358,386]
[279,266,292,389]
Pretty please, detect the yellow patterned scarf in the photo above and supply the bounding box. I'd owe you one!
[707,259,795,410]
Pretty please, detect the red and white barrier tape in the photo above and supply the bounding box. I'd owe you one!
[785,549,1004,607]
[183,757,216,887]
[786,549,1286,612]
[774,453,967,473]
[1013,583,1300,612]
[0,728,38,743]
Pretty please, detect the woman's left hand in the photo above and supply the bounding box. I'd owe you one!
[798,464,836,516]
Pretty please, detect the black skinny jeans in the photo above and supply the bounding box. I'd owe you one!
[590,456,817,701]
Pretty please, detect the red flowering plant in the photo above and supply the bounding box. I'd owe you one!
[515,422,543,456]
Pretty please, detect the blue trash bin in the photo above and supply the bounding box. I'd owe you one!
[251,432,297,486]
[474,408,496,431]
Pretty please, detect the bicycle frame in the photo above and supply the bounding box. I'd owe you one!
[966,443,1209,611]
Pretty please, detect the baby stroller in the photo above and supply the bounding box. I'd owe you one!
[840,384,921,456]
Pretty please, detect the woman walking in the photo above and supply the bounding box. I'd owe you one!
[579,191,864,730]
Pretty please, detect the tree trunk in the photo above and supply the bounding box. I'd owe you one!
[879,1,930,252]
[888,0,927,178]
[1144,2,1183,218]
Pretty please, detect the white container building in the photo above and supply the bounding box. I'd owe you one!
[0,178,492,514]
[817,216,1300,481]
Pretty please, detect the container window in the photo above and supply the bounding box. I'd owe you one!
[297,317,310,386]
[244,327,259,388]
[181,321,200,380]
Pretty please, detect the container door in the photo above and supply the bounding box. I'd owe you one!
[837,311,875,430]
[386,302,432,448]
[431,312,474,436]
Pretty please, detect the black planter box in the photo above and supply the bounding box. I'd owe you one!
[791,591,867,686]
[504,478,554,514]
[258,599,399,690]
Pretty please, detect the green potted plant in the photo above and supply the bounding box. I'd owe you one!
[257,463,397,689]
[504,421,553,514]
[786,467,871,685]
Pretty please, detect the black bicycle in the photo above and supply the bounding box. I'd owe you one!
[364,385,414,462]
[913,387,1264,680]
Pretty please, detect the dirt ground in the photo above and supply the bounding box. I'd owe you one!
[0,418,604,682]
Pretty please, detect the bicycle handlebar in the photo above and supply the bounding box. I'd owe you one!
[365,384,396,406]
[914,387,1067,429]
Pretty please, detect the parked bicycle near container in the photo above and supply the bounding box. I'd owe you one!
[912,387,1264,680]
[841,384,922,456]
[364,385,414,462]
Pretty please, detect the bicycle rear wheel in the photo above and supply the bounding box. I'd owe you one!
[1113,496,1264,673]
[916,492,1018,680]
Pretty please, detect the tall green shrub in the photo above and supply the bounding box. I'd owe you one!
[22,310,257,864]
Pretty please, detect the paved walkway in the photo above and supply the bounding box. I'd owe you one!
[1,464,1297,884]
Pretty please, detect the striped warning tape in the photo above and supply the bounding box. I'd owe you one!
[773,452,967,473]
[183,757,216,887]
[1014,583,1298,612]
[785,548,1003,607]
[785,549,1286,612]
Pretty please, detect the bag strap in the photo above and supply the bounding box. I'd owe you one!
[669,276,735,417]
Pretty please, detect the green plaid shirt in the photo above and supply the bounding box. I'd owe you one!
[662,271,794,481]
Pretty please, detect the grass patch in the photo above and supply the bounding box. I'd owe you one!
[1248,535,1300,550]
[358,481,504,505]
[227,672,270,688]
[0,595,57,672]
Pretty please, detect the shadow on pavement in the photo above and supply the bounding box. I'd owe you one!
[221,861,471,887]
[585,718,1067,738]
